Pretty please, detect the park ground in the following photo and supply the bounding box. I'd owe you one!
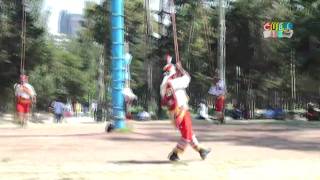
[0,113,320,180]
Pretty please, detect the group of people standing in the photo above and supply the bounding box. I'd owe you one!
[48,100,95,123]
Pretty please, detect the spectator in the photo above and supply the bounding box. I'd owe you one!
[208,73,226,124]
[52,99,65,123]
[91,101,97,119]
[75,101,82,117]
[198,100,212,122]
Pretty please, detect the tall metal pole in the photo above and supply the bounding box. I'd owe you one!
[218,0,226,83]
[111,0,125,129]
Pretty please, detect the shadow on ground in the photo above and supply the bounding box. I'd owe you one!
[0,133,106,138]
[110,159,198,166]
[107,120,320,152]
[111,160,171,165]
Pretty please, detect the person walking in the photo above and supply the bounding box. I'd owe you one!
[52,99,65,123]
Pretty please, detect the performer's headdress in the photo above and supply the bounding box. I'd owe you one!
[163,54,176,77]
[160,54,176,97]
[20,74,28,83]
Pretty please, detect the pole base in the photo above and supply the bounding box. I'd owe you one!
[114,120,126,129]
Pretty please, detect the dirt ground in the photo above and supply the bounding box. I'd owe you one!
[0,114,319,180]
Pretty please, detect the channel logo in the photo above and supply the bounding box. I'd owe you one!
[263,22,294,38]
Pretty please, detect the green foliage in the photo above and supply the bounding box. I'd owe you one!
[130,105,144,114]
[1,0,319,112]
[0,0,48,106]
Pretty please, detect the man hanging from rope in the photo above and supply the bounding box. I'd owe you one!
[123,52,137,120]
[160,54,211,161]
[14,74,36,127]
[208,72,226,124]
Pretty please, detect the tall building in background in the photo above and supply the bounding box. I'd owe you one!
[58,10,83,36]
[59,10,69,34]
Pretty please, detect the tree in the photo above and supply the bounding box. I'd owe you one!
[0,0,48,108]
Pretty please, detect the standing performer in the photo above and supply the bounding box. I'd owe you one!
[14,75,36,127]
[208,73,226,124]
[160,55,211,161]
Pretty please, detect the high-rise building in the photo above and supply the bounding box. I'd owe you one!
[58,10,69,34]
[58,10,83,36]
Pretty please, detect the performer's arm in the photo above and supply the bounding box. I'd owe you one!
[208,86,216,96]
[32,96,37,103]
[23,84,37,102]
[169,63,190,90]
[14,83,19,96]
[175,62,189,76]
[169,74,190,90]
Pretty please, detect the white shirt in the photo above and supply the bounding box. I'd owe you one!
[14,83,36,99]
[208,79,225,96]
[199,103,208,119]
[168,74,190,108]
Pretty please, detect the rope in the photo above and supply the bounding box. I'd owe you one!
[200,1,214,74]
[170,0,180,64]
[186,21,194,70]
[20,0,27,75]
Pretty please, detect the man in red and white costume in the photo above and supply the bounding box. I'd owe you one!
[160,54,211,161]
[208,73,226,124]
[14,75,36,126]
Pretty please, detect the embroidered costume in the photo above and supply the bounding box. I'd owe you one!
[160,55,211,161]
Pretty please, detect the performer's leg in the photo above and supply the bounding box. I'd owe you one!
[215,96,225,124]
[173,111,211,160]
[168,138,188,161]
[190,135,211,160]
[16,102,26,127]
[23,103,31,127]
[183,112,211,160]
[18,112,24,126]
[190,135,200,151]
[23,113,28,127]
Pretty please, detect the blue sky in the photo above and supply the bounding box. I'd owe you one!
[43,0,160,34]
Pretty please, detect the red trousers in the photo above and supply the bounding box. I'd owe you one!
[16,100,31,113]
[215,95,225,112]
[176,111,194,141]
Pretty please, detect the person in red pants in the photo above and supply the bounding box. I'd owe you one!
[14,75,36,127]
[160,54,211,161]
[208,74,226,124]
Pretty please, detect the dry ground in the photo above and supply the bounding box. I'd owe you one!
[0,114,319,180]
